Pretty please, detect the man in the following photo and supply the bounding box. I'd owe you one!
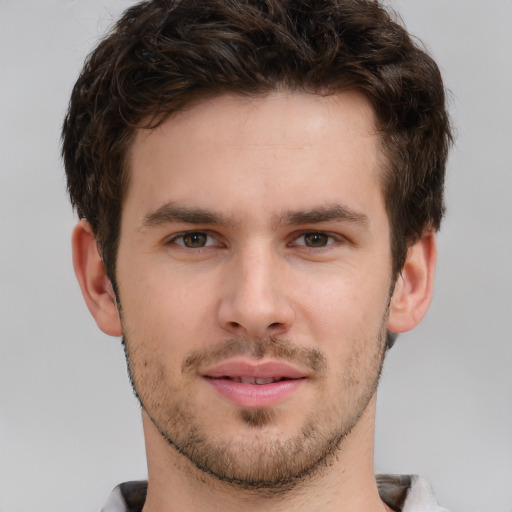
[62,0,452,510]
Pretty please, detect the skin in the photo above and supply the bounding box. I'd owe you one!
[72,91,436,512]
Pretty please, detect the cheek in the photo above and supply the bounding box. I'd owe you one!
[118,263,218,347]
[295,265,391,343]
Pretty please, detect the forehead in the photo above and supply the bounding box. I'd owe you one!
[134,90,378,153]
[125,91,384,227]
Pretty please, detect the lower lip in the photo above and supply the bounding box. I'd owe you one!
[205,378,305,408]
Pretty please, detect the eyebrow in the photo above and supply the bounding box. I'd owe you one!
[273,205,369,229]
[142,203,235,228]
[141,202,369,230]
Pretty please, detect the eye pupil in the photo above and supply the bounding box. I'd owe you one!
[305,233,328,247]
[183,232,207,248]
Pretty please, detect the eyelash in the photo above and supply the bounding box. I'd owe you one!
[290,232,340,248]
[167,231,220,249]
[166,230,343,250]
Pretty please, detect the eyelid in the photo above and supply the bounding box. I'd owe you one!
[162,229,349,250]
[289,230,345,248]
[165,230,223,248]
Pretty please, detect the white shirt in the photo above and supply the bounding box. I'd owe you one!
[101,474,448,511]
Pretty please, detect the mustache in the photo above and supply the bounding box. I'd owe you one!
[181,336,327,376]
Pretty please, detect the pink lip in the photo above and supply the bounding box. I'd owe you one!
[202,359,307,408]
[204,360,306,380]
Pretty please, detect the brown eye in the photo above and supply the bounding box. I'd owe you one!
[182,232,208,248]
[303,232,330,247]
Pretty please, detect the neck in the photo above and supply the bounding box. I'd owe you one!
[141,396,390,512]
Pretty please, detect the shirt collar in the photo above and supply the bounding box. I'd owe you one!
[102,474,447,512]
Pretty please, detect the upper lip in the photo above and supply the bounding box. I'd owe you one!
[202,359,307,380]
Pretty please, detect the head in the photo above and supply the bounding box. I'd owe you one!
[64,0,451,492]
[62,0,451,285]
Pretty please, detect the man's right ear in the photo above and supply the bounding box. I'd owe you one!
[72,220,123,336]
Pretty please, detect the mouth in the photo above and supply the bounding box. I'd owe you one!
[216,376,294,384]
[201,359,308,408]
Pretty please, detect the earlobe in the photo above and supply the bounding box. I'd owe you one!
[387,232,437,334]
[72,220,123,336]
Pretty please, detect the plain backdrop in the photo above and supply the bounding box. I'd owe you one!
[1,1,511,511]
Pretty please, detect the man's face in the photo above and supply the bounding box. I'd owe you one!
[116,92,394,487]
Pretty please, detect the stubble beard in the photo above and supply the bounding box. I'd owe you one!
[121,323,388,492]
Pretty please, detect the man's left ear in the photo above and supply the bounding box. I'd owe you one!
[387,231,437,334]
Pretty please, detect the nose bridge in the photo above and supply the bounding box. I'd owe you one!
[240,242,277,304]
[218,239,293,337]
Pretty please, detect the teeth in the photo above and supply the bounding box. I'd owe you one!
[256,377,276,384]
[237,377,277,385]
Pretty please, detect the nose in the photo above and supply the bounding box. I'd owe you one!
[217,246,295,339]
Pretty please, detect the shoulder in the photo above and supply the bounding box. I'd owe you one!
[377,474,449,512]
[100,481,147,512]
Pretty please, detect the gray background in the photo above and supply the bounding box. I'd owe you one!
[1,1,511,511]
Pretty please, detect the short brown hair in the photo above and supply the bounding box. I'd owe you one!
[62,0,452,281]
